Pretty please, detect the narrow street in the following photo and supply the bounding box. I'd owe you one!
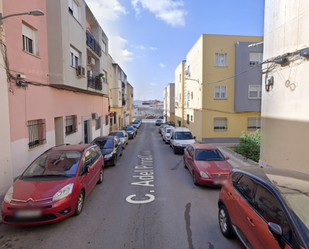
[0,121,243,249]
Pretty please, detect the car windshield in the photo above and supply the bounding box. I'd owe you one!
[195,149,225,161]
[175,132,193,140]
[94,139,114,149]
[21,150,81,178]
[109,132,123,138]
[126,127,133,131]
[166,129,171,134]
[282,192,309,244]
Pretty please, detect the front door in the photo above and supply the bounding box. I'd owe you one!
[84,121,88,144]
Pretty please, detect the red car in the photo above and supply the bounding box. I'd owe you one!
[1,144,104,226]
[183,144,232,186]
[145,115,155,119]
[218,167,309,249]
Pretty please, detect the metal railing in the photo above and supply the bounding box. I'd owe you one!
[87,76,102,91]
[86,32,101,57]
[28,119,46,149]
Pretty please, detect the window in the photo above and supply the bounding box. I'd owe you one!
[102,70,107,83]
[95,117,101,130]
[70,46,80,68]
[254,186,292,244]
[68,0,81,22]
[101,40,106,53]
[114,112,117,124]
[234,175,257,204]
[191,115,193,121]
[27,119,46,149]
[22,23,38,55]
[249,52,263,66]
[65,115,77,135]
[248,117,261,130]
[187,90,190,101]
[215,53,227,67]
[105,115,109,125]
[214,86,227,99]
[214,118,227,131]
[187,114,190,124]
[249,85,262,99]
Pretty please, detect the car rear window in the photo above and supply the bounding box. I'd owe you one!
[21,150,82,178]
[94,139,114,149]
[195,149,225,161]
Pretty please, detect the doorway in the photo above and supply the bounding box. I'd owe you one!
[84,121,89,143]
[54,117,64,146]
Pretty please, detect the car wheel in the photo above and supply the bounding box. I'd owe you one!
[97,167,104,184]
[112,155,118,166]
[218,205,233,238]
[192,171,198,186]
[74,190,85,216]
[183,159,187,169]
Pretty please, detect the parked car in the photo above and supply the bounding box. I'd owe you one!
[108,130,129,149]
[123,126,136,139]
[218,167,309,249]
[91,136,122,166]
[145,115,155,119]
[132,120,141,128]
[170,127,197,154]
[159,124,170,135]
[155,119,162,126]
[1,144,104,226]
[162,126,172,144]
[183,144,232,186]
[131,123,139,131]
[163,121,175,127]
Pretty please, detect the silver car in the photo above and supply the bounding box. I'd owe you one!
[108,130,129,149]
[162,126,172,144]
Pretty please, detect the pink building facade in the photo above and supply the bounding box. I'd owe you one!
[3,0,110,178]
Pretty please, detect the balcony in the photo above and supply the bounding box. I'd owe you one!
[86,32,101,57]
[87,76,102,91]
[122,81,126,89]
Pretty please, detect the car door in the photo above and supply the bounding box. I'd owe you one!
[186,146,194,172]
[114,137,121,157]
[252,185,293,249]
[184,146,191,169]
[78,150,93,196]
[229,175,261,247]
[89,147,102,186]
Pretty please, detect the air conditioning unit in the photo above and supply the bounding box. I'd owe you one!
[76,66,85,77]
[92,113,98,119]
[88,57,95,66]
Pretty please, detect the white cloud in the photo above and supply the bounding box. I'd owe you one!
[87,0,127,21]
[150,82,158,85]
[131,0,187,27]
[159,63,166,68]
[150,46,158,51]
[134,45,146,50]
[123,50,134,61]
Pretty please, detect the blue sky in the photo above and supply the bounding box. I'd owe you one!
[85,0,265,101]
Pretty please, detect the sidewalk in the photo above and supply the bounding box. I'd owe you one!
[212,143,258,169]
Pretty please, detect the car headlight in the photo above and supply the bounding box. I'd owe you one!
[52,183,74,202]
[200,171,209,179]
[4,186,13,203]
[104,152,113,159]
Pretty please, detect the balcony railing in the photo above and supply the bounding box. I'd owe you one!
[87,76,102,91]
[86,32,101,57]
[122,100,126,106]
[122,82,126,89]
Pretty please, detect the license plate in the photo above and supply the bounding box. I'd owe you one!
[16,209,42,218]
[214,181,223,185]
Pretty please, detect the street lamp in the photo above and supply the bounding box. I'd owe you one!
[248,41,263,47]
[0,9,44,24]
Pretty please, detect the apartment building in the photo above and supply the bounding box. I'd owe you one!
[175,34,263,142]
[109,56,128,131]
[260,0,309,174]
[0,0,13,197]
[126,83,134,124]
[163,83,175,122]
[3,0,110,178]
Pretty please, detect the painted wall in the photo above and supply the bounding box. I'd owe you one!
[235,41,263,111]
[260,0,309,174]
[0,0,13,197]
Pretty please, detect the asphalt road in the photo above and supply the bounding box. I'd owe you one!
[0,121,244,249]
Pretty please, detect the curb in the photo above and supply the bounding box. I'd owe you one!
[220,146,258,166]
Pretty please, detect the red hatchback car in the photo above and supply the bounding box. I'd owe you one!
[218,167,309,249]
[183,144,233,186]
[1,144,104,226]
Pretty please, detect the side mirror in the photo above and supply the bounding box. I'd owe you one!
[193,136,196,139]
[226,156,230,160]
[268,223,285,249]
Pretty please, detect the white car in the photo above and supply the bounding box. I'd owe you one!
[162,126,172,144]
[170,127,197,154]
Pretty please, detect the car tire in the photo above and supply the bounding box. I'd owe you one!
[218,205,233,238]
[192,171,198,186]
[97,167,104,184]
[74,190,85,216]
[183,159,187,169]
[112,155,118,166]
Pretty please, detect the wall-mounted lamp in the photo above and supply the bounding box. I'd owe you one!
[248,41,264,48]
[0,9,44,25]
